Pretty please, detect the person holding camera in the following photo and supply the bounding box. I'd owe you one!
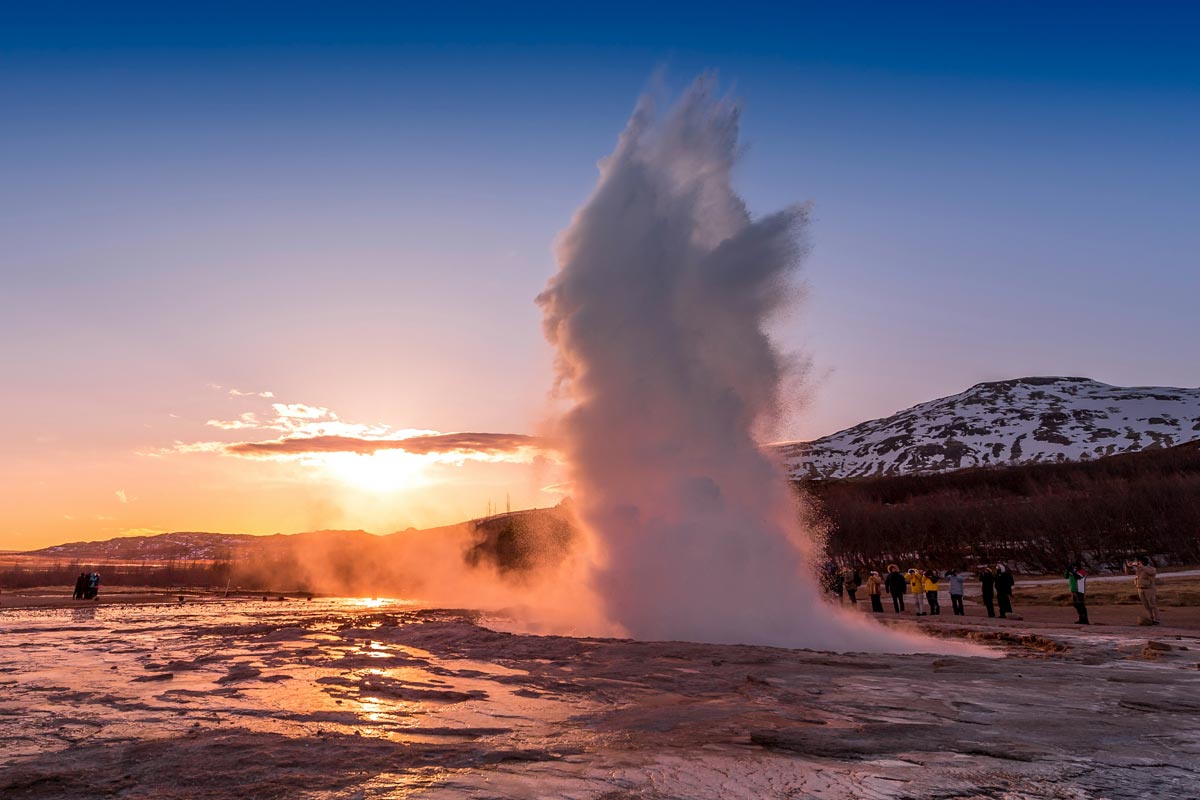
[1064,563,1089,625]
[923,568,941,615]
[1126,557,1159,625]
[865,570,884,613]
[947,569,966,616]
[978,565,996,618]
[906,568,926,616]
[995,563,1015,618]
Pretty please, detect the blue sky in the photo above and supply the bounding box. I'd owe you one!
[2,2,1198,543]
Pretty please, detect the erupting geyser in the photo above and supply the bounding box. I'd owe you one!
[539,78,940,652]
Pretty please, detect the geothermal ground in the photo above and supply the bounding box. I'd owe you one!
[2,599,1199,799]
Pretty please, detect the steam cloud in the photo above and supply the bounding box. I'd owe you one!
[539,78,937,652]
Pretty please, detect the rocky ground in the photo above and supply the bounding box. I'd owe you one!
[2,598,1198,799]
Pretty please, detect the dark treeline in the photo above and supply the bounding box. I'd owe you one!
[805,441,1200,572]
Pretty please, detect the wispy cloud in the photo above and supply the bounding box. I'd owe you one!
[206,412,263,430]
[207,383,274,399]
[204,395,395,439]
[115,489,129,504]
[161,388,550,465]
[225,432,546,460]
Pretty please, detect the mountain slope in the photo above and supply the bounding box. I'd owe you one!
[775,377,1200,479]
[29,530,379,561]
[24,509,571,569]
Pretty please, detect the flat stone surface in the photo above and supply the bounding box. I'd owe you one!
[2,599,1198,798]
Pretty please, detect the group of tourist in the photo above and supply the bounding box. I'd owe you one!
[73,572,101,600]
[823,562,1019,618]
[825,556,1163,625]
[1064,557,1160,626]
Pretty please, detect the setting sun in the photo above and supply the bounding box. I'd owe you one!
[316,451,431,493]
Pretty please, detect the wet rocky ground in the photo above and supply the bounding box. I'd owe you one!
[2,599,1198,799]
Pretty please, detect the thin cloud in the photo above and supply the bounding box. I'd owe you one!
[204,399,392,438]
[164,390,543,464]
[271,403,330,420]
[206,412,263,430]
[225,432,547,460]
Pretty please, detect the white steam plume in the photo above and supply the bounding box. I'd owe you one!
[539,78,962,653]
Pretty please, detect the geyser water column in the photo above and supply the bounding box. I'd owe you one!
[538,79,922,652]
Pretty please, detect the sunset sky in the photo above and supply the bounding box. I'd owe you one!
[3,2,1198,550]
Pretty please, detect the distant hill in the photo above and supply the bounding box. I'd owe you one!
[28,530,379,562]
[21,507,574,587]
[774,377,1200,479]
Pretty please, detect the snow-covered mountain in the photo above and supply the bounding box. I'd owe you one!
[774,377,1200,480]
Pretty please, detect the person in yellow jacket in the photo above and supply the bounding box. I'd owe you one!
[906,569,926,615]
[864,571,884,613]
[922,569,942,615]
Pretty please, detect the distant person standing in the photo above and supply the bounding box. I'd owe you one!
[73,573,87,600]
[86,572,101,601]
[821,561,844,604]
[843,566,860,606]
[995,563,1014,618]
[1065,564,1089,624]
[885,565,906,612]
[923,569,941,615]
[947,570,966,616]
[1127,557,1159,625]
[865,571,884,613]
[979,566,996,618]
[906,569,926,616]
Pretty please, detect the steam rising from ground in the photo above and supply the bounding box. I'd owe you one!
[538,79,943,652]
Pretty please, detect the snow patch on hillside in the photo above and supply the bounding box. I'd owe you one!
[774,377,1200,479]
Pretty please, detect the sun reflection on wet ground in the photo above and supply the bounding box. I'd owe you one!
[345,597,413,609]
[0,599,590,762]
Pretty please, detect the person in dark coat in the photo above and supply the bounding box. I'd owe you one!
[73,573,87,600]
[884,564,906,612]
[979,566,996,618]
[843,566,860,606]
[832,570,845,605]
[995,563,1015,618]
